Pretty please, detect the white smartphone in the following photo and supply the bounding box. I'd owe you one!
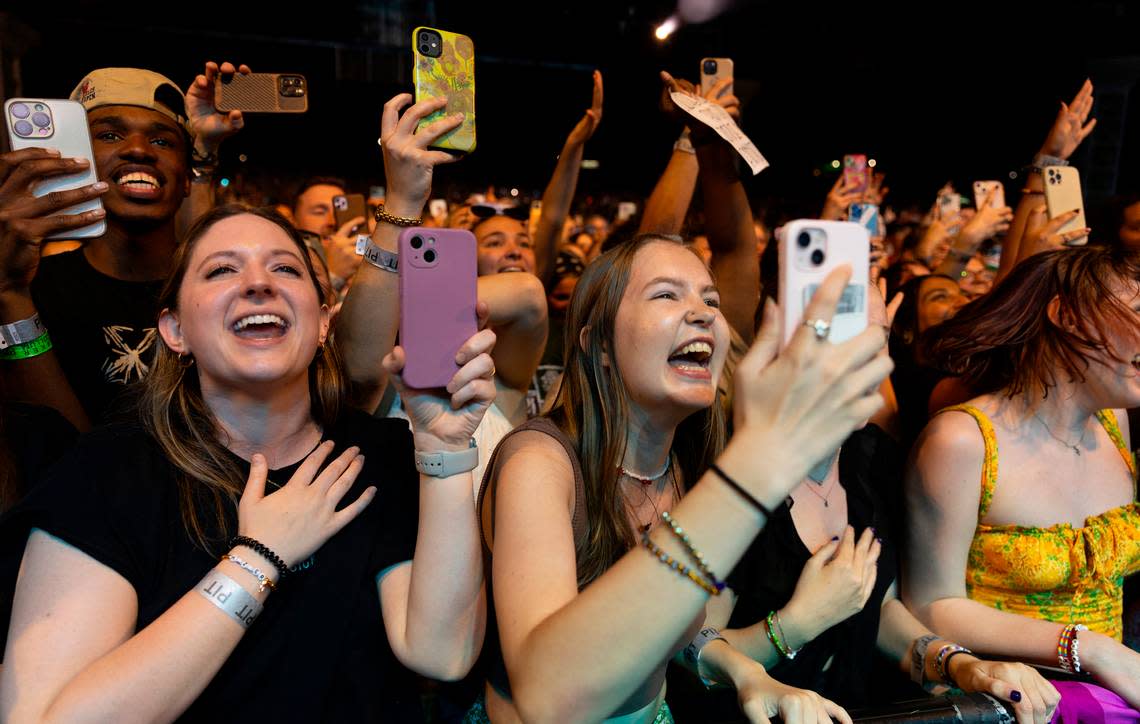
[700,57,734,97]
[972,180,1006,211]
[4,98,105,239]
[778,219,869,348]
[1043,166,1088,246]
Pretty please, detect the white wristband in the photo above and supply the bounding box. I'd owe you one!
[355,235,399,273]
[0,313,47,350]
[198,569,262,629]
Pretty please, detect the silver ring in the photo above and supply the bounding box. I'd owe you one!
[804,318,831,340]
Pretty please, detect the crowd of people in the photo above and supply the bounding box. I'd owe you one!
[0,48,1137,724]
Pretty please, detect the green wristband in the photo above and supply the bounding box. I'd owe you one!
[0,332,52,360]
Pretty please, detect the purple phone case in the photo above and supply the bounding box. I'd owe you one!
[398,227,478,389]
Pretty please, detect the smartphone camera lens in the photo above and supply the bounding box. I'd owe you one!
[31,112,50,128]
[420,44,430,53]
[423,249,437,263]
[797,231,811,248]
[9,103,29,119]
[703,59,718,75]
[410,236,424,249]
[12,119,33,137]
[810,249,825,265]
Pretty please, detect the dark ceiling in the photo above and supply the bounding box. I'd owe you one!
[6,1,1140,212]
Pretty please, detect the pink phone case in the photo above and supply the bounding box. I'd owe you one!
[842,154,869,195]
[398,227,478,389]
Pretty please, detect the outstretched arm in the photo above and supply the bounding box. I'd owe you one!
[533,71,603,287]
[337,95,462,412]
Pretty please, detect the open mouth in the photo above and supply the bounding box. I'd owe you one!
[668,339,714,372]
[113,169,163,199]
[1133,354,1140,371]
[232,313,289,340]
[498,266,526,273]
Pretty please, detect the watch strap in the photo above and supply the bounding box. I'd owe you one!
[414,438,478,477]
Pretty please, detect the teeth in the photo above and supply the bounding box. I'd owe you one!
[233,314,286,331]
[676,341,713,356]
[117,171,158,188]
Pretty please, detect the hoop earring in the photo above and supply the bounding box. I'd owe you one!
[178,351,195,368]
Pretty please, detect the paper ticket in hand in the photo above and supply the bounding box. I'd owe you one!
[670,91,769,175]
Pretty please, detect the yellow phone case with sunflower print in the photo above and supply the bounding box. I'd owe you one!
[412,26,476,154]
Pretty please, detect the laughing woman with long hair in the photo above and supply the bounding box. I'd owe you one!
[468,234,895,723]
[0,205,496,722]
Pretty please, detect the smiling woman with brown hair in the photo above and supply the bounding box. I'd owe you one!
[0,204,497,722]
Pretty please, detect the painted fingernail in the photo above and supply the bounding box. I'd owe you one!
[1010,691,1022,703]
[72,157,89,165]
[876,537,883,544]
[831,536,840,541]
[93,181,108,190]
[91,208,106,217]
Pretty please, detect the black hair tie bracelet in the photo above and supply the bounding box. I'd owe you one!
[709,464,774,521]
[230,536,290,580]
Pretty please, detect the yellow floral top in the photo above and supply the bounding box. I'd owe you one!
[948,404,1140,641]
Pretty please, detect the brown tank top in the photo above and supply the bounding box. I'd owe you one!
[475,416,589,700]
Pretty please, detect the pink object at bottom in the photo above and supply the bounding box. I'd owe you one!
[1049,681,1140,723]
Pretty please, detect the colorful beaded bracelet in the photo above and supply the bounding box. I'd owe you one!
[659,511,725,594]
[765,610,800,659]
[642,533,720,596]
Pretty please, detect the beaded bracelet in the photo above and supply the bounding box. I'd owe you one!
[642,533,720,596]
[220,553,278,593]
[765,610,800,659]
[934,644,972,687]
[230,535,290,580]
[708,464,774,521]
[1057,623,1088,673]
[659,512,726,594]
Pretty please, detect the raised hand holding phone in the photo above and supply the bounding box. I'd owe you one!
[3,99,106,241]
[777,219,870,347]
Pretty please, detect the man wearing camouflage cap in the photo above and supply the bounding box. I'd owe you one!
[0,62,247,428]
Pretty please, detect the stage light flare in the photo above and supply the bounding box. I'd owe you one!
[655,15,680,41]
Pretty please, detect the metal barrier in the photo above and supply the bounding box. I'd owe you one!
[848,693,1014,723]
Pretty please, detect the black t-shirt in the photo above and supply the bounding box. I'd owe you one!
[0,408,424,722]
[667,426,904,719]
[31,249,163,422]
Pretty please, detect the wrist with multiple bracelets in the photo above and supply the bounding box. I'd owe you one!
[1057,622,1089,673]
[0,313,52,360]
[198,536,291,628]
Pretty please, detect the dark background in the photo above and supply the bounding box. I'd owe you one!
[4,0,1140,213]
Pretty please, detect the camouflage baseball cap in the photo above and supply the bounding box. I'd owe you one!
[70,68,190,135]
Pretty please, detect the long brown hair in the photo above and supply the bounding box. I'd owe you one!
[549,235,727,587]
[139,204,347,552]
[923,246,1140,398]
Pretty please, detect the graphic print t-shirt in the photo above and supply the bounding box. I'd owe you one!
[31,249,163,421]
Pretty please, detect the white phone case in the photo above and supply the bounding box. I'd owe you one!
[4,99,104,239]
[778,219,869,348]
[700,57,734,97]
[1042,166,1087,245]
[972,180,1005,211]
